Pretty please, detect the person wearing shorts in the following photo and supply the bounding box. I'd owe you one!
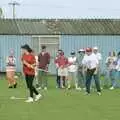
[67,51,79,90]
[6,49,17,88]
[55,52,68,88]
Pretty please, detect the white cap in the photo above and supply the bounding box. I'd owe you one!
[93,46,98,50]
[78,49,85,52]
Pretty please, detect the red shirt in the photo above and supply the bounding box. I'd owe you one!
[38,52,50,70]
[55,55,68,68]
[21,53,36,75]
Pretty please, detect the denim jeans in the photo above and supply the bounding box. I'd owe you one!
[77,71,85,88]
[38,70,48,88]
[86,68,101,93]
[115,71,120,88]
[56,69,60,87]
[109,69,117,87]
[68,71,77,87]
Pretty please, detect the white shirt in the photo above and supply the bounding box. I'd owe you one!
[116,59,120,71]
[35,56,38,66]
[105,56,117,70]
[94,53,102,61]
[68,57,77,72]
[82,53,99,69]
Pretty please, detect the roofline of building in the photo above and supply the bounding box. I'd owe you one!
[0,34,120,36]
[0,18,120,21]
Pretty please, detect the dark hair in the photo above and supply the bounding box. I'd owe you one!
[71,51,75,55]
[41,45,46,49]
[21,44,33,53]
[112,51,116,56]
[117,52,120,56]
[58,49,62,52]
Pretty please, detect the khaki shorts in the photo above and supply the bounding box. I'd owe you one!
[58,68,68,77]
[6,66,16,72]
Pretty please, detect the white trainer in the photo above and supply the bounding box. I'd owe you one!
[76,87,81,91]
[109,86,114,90]
[25,97,34,103]
[37,87,42,90]
[67,85,71,89]
[35,94,42,102]
[97,92,102,96]
[83,88,86,90]
[44,87,47,90]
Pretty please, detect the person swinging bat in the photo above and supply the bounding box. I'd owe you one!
[21,44,42,103]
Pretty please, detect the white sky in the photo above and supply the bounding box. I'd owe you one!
[0,0,120,18]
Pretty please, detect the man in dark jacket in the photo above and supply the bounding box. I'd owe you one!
[37,46,50,90]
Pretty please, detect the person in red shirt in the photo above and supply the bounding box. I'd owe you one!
[21,44,42,103]
[55,49,63,88]
[55,52,69,88]
[37,45,50,90]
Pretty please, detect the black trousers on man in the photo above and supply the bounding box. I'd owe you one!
[86,68,101,94]
[25,75,39,98]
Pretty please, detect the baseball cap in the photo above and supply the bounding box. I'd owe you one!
[71,51,75,55]
[93,46,98,50]
[78,49,85,52]
[86,47,92,52]
[41,45,46,49]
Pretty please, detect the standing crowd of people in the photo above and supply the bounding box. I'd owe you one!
[54,47,102,95]
[5,44,120,102]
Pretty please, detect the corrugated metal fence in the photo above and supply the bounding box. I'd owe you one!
[0,35,31,72]
[0,35,120,74]
[60,35,120,72]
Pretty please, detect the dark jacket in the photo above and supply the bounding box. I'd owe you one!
[38,52,50,70]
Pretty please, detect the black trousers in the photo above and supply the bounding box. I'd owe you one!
[25,75,39,98]
[86,68,101,93]
[56,75,60,88]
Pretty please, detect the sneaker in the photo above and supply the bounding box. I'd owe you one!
[101,87,103,90]
[36,84,39,88]
[35,94,42,102]
[83,88,86,90]
[76,87,81,91]
[67,85,71,89]
[13,83,17,88]
[8,86,13,88]
[85,92,90,95]
[25,97,34,103]
[61,85,65,89]
[37,87,42,90]
[97,92,102,96]
[44,87,47,90]
[109,86,114,90]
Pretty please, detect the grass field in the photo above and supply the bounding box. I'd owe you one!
[0,76,120,120]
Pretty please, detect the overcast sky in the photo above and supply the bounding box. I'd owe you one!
[0,0,120,18]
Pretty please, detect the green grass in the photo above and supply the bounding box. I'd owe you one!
[0,76,120,120]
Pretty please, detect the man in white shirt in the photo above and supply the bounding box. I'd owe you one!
[82,48,101,95]
[68,51,79,90]
[76,49,85,89]
[115,52,120,88]
[93,46,102,88]
[93,47,102,61]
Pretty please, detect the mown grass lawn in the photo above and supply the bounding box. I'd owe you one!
[0,75,120,120]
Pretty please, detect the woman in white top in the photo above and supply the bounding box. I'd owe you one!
[116,52,120,88]
[105,51,117,90]
[67,51,80,90]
